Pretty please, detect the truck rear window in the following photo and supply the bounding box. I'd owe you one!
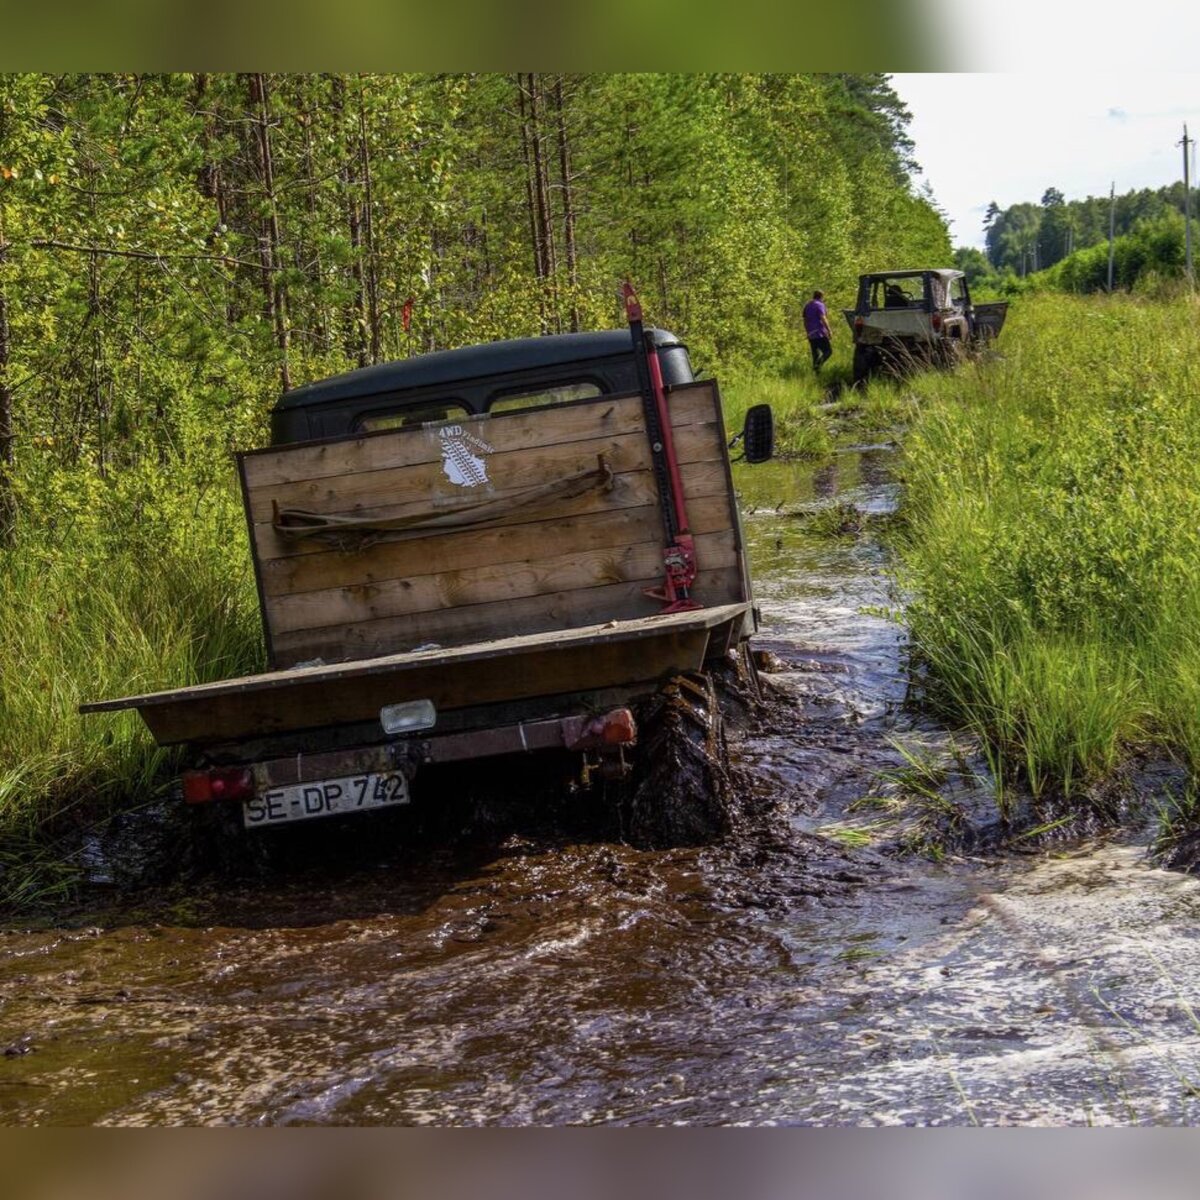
[356,400,471,432]
[868,278,926,310]
[488,381,602,415]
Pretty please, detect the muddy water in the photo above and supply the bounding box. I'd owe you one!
[4,443,1200,1126]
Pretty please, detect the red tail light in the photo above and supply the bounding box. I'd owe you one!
[931,312,942,330]
[563,708,637,751]
[598,708,637,746]
[854,316,864,333]
[182,766,254,804]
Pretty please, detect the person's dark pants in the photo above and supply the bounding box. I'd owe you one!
[809,335,832,371]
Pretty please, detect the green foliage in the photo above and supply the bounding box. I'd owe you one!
[0,485,262,880]
[1043,212,1188,294]
[0,72,948,472]
[722,367,842,459]
[983,181,1193,276]
[953,245,996,289]
[899,293,1200,807]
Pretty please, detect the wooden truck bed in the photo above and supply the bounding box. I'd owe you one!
[239,380,746,668]
[83,381,751,749]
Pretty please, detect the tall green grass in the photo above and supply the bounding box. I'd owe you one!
[720,323,904,457]
[0,470,263,890]
[899,292,1200,809]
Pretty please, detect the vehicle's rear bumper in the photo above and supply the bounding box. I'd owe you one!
[184,706,638,811]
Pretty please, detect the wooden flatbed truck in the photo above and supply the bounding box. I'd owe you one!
[82,287,774,845]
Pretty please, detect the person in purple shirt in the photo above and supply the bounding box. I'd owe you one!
[803,290,833,372]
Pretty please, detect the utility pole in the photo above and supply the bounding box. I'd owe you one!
[1181,123,1194,286]
[1107,181,1117,292]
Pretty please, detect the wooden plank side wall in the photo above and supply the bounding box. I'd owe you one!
[240,383,744,666]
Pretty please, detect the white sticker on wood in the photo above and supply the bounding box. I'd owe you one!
[439,425,496,488]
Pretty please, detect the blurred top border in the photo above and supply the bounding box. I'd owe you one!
[0,0,951,72]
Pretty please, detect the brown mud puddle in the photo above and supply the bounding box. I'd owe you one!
[3,442,1200,1125]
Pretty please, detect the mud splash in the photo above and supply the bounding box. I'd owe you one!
[2,441,1199,1125]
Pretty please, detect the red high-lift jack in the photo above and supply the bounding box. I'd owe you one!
[623,281,702,614]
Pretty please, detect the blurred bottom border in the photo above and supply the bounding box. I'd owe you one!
[1,1128,1199,1200]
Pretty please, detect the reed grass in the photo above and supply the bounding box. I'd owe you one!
[899,291,1200,809]
[0,475,263,886]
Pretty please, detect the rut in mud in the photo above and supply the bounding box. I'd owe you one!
[3,439,1200,1126]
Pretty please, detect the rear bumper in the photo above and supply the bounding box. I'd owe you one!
[184,707,637,805]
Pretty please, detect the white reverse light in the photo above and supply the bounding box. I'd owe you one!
[380,699,437,735]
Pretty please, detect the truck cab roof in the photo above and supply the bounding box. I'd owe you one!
[270,328,692,445]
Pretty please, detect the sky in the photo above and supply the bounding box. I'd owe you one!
[892,73,1200,250]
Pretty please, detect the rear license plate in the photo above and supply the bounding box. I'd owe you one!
[243,772,409,828]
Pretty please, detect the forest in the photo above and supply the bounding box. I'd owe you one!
[0,72,950,878]
[0,73,949,541]
[980,181,1190,274]
[956,179,1192,293]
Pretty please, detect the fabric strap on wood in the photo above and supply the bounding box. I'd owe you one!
[272,454,615,551]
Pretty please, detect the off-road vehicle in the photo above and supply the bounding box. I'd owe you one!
[82,287,774,847]
[845,268,1008,385]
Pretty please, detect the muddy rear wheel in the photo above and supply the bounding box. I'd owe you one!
[852,344,876,386]
[623,673,732,848]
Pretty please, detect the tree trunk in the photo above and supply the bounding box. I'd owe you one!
[625,108,639,264]
[528,74,556,279]
[192,73,238,326]
[427,223,440,353]
[553,77,580,332]
[526,73,559,330]
[249,72,292,392]
[517,76,545,285]
[85,151,106,480]
[299,79,329,352]
[333,75,367,367]
[480,205,491,283]
[89,248,105,478]
[356,78,381,363]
